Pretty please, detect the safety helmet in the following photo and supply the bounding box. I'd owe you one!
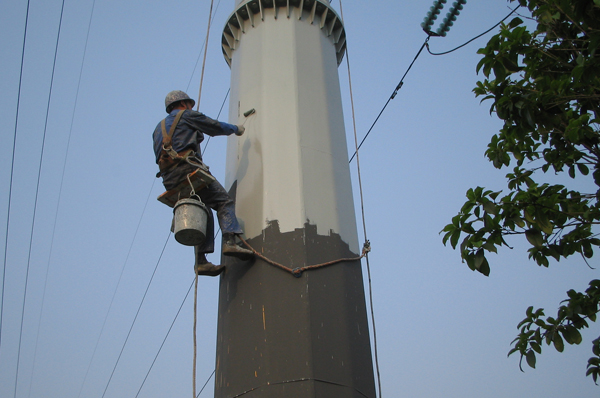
[165,90,195,113]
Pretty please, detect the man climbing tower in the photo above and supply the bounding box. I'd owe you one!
[153,90,254,276]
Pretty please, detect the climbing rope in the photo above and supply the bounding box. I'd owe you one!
[239,237,371,277]
[193,274,199,398]
[195,0,215,110]
[338,1,383,397]
[192,0,215,396]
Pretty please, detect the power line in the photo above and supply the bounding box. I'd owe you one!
[14,1,66,396]
[100,233,171,398]
[348,36,430,163]
[75,178,157,398]
[1,0,31,355]
[134,278,195,398]
[201,88,230,158]
[26,1,97,396]
[197,370,215,397]
[426,5,521,56]
[348,5,522,163]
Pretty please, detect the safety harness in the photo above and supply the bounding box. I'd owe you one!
[157,110,193,177]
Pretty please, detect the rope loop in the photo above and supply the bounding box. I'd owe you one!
[239,236,371,277]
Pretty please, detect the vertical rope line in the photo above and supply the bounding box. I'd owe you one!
[192,2,216,393]
[186,0,222,93]
[1,0,31,354]
[193,275,199,398]
[196,0,216,110]
[338,2,382,397]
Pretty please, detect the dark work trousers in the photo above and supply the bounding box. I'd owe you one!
[161,161,243,254]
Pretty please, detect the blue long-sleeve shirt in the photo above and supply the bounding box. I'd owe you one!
[153,109,238,164]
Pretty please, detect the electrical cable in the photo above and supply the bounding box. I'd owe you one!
[75,178,157,398]
[100,233,171,398]
[13,1,66,397]
[1,0,31,355]
[196,370,215,397]
[348,6,521,163]
[338,2,382,397]
[426,5,521,56]
[348,36,430,163]
[134,278,195,398]
[201,88,230,158]
[24,2,98,396]
[96,3,225,394]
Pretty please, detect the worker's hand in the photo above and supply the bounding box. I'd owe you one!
[235,125,245,136]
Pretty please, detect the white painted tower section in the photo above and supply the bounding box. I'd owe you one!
[223,0,359,253]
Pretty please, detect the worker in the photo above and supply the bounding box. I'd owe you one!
[153,90,253,276]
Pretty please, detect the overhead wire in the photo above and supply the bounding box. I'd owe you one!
[338,1,382,397]
[348,5,522,163]
[26,1,98,396]
[82,2,224,395]
[75,178,157,398]
[100,233,172,398]
[339,3,523,396]
[196,370,215,397]
[348,36,430,163]
[426,5,521,56]
[134,278,195,398]
[66,2,224,396]
[1,0,31,354]
[89,2,225,395]
[13,1,66,397]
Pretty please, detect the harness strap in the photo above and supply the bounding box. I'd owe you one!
[161,110,186,159]
[157,110,193,177]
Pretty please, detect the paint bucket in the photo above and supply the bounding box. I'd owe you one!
[173,198,208,246]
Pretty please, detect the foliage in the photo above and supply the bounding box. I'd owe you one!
[441,0,600,381]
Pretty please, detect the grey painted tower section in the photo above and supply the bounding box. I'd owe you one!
[216,1,376,397]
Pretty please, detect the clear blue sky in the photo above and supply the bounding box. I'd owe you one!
[0,0,597,397]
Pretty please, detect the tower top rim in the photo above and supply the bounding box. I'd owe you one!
[221,0,347,67]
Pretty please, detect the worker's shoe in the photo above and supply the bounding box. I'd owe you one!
[194,261,224,276]
[194,253,224,276]
[222,233,254,260]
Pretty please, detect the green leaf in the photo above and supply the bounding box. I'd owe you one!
[577,163,589,176]
[479,257,491,276]
[474,249,485,270]
[564,327,583,345]
[450,229,461,249]
[508,17,523,29]
[526,350,536,368]
[483,201,498,215]
[525,229,544,248]
[553,334,565,352]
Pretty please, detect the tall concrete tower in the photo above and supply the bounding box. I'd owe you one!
[216,1,376,397]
